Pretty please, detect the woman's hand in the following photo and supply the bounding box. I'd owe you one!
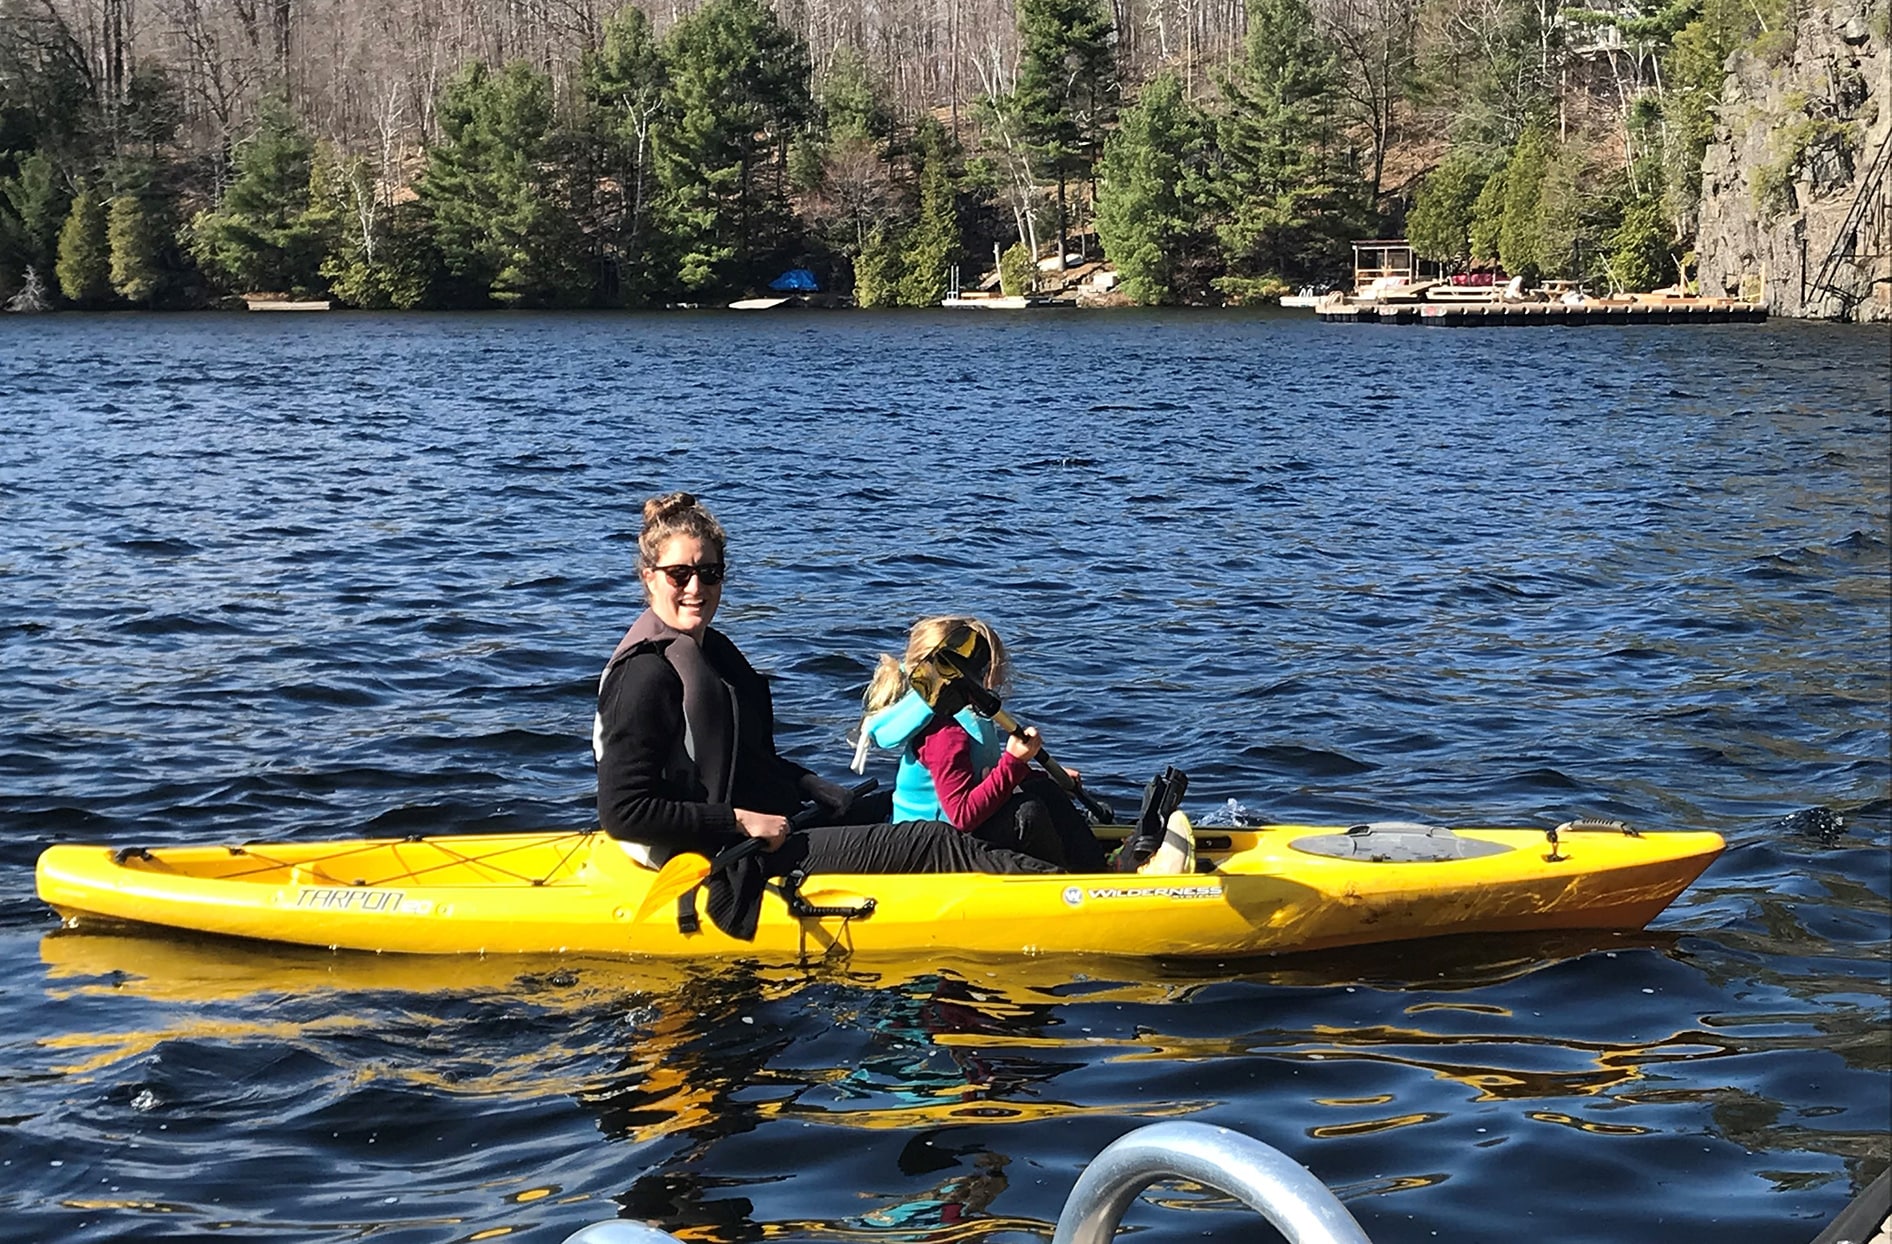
[1006,727,1044,763]
[734,808,790,850]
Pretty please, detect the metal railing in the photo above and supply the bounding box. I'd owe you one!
[561,1121,1371,1244]
[1052,1122,1372,1244]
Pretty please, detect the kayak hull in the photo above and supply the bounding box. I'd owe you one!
[35,824,1724,959]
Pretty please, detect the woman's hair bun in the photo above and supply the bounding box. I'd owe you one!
[636,491,727,570]
[643,491,699,527]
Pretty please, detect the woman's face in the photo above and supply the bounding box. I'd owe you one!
[641,534,724,640]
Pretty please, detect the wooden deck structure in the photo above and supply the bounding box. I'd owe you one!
[1317,298,1769,325]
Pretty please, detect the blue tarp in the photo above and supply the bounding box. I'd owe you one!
[768,268,819,292]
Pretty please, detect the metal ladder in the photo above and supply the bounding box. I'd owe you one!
[1806,128,1892,319]
[561,1121,1372,1244]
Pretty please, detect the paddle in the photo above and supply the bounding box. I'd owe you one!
[632,840,754,923]
[630,782,878,923]
[909,630,1116,824]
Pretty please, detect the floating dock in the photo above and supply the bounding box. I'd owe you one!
[1317,299,1768,325]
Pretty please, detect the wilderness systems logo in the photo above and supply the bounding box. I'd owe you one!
[1066,884,1223,905]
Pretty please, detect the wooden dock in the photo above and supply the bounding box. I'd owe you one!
[1317,299,1768,325]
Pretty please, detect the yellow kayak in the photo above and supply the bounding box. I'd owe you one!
[35,819,1723,959]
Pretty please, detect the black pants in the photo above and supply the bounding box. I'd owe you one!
[970,775,1111,873]
[769,818,1060,877]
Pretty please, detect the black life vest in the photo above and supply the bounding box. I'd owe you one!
[595,608,743,806]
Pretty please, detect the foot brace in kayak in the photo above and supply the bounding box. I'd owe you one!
[1140,812,1197,875]
[1118,766,1189,872]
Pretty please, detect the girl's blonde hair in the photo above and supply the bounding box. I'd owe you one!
[638,492,727,571]
[862,616,1009,715]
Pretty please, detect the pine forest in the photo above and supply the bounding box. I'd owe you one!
[1,0,1883,310]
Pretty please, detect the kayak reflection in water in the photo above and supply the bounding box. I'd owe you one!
[593,492,1056,940]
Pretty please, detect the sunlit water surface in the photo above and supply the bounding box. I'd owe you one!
[1,309,1887,1243]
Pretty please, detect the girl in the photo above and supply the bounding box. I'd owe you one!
[858,617,1194,874]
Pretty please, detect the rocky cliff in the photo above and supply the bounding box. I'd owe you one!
[1697,0,1891,321]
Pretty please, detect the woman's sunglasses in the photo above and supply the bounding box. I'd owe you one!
[651,562,726,588]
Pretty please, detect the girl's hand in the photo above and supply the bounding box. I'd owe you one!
[1006,727,1043,762]
[735,808,790,850]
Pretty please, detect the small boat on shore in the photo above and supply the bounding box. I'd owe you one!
[940,293,1076,309]
[36,818,1723,959]
[1278,286,1331,308]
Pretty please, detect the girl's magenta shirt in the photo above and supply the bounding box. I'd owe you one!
[913,718,1031,831]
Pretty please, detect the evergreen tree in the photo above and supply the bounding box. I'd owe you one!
[1095,71,1212,305]
[1209,0,1365,298]
[897,119,959,307]
[0,6,100,177]
[1,151,70,286]
[1406,149,1494,267]
[307,148,367,303]
[1014,0,1118,263]
[326,196,441,310]
[189,98,328,294]
[1607,196,1673,291]
[853,225,903,308]
[1661,0,1758,231]
[1417,0,1560,151]
[122,64,185,159]
[420,60,586,307]
[795,51,902,283]
[55,185,110,304]
[1498,126,1550,277]
[1532,142,1583,278]
[999,241,1035,295]
[107,191,160,303]
[1469,166,1507,264]
[581,6,670,304]
[656,0,812,296]
[814,47,893,144]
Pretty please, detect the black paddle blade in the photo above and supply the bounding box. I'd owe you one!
[925,629,1002,717]
[940,624,991,673]
[909,625,1000,718]
[907,655,972,716]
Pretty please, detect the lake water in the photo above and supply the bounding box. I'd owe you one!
[1,309,1887,1243]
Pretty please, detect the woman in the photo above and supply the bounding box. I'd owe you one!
[594,492,1056,940]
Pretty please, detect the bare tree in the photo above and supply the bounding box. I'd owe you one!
[1314,0,1415,199]
[972,43,1046,260]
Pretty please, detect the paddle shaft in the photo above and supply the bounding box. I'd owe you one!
[984,702,1114,824]
[914,651,1114,823]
